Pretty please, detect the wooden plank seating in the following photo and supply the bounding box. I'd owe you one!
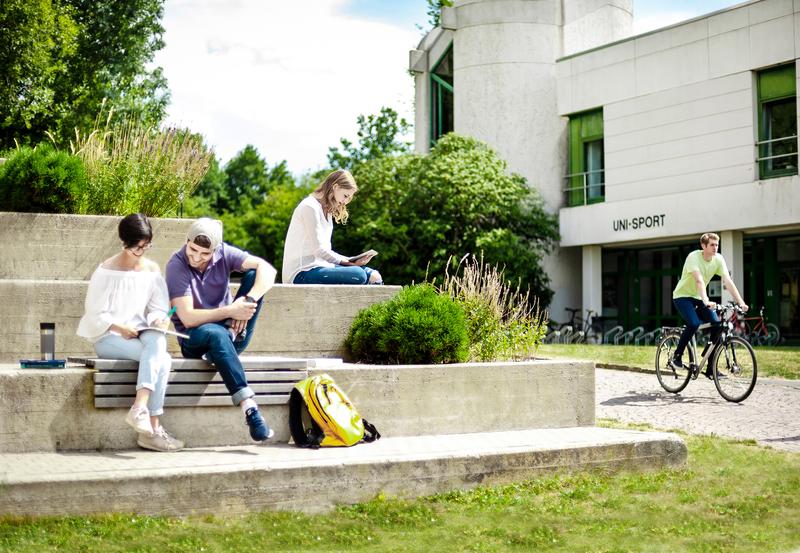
[69,357,312,408]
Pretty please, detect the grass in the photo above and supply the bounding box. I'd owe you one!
[536,344,800,380]
[1,428,798,552]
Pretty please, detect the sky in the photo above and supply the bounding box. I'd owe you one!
[154,0,742,175]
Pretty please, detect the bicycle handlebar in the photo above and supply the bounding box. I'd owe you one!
[716,302,747,318]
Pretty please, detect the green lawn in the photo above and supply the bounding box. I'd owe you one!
[536,344,800,380]
[1,428,798,552]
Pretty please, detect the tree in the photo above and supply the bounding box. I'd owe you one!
[327,107,411,171]
[220,178,314,272]
[424,0,453,29]
[0,1,78,142]
[335,133,560,305]
[0,0,169,149]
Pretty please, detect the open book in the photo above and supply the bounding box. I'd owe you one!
[136,326,190,339]
[348,249,378,263]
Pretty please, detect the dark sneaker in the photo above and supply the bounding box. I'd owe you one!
[669,357,683,370]
[703,366,714,380]
[245,407,274,442]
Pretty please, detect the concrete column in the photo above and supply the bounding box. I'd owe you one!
[582,245,603,317]
[720,230,744,304]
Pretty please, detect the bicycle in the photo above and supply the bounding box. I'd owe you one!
[655,303,757,403]
[730,306,781,346]
[560,307,604,344]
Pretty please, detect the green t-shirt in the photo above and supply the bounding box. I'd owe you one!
[672,250,729,300]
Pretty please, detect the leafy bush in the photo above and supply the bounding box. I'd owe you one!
[71,114,212,217]
[0,144,87,213]
[346,284,469,364]
[438,255,548,361]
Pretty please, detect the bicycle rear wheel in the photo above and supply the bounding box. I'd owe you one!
[766,323,781,346]
[585,323,603,344]
[712,336,757,403]
[655,333,692,393]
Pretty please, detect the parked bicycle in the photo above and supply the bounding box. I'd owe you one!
[560,307,604,344]
[731,306,781,346]
[655,303,757,403]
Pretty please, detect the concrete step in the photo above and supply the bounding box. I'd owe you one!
[0,427,687,517]
[0,212,194,280]
[1,359,595,453]
[0,280,400,361]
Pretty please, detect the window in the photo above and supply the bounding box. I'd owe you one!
[430,46,453,146]
[566,109,604,206]
[757,64,797,179]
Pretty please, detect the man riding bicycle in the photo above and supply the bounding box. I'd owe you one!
[670,232,748,377]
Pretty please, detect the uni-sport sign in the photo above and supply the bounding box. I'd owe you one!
[613,214,666,232]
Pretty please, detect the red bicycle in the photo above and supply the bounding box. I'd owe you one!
[730,306,781,346]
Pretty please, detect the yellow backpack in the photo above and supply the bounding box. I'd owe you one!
[289,374,381,448]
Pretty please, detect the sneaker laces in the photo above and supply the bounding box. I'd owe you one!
[155,427,177,444]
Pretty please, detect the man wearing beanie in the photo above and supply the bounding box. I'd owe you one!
[165,217,278,441]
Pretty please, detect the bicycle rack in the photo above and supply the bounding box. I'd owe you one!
[559,325,573,344]
[618,326,644,345]
[544,329,561,344]
[605,325,623,344]
[636,328,660,346]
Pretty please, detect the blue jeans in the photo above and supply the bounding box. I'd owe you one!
[673,297,720,361]
[179,269,263,405]
[293,265,378,284]
[95,330,171,416]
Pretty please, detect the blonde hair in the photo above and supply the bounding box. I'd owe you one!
[314,169,358,224]
[700,232,720,246]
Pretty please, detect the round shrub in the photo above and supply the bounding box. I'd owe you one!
[346,284,469,364]
[0,144,87,213]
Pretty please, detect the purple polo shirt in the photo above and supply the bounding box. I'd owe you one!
[165,242,249,334]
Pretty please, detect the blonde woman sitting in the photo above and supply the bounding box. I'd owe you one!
[283,169,382,285]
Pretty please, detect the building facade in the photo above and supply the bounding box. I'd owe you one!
[410,0,800,342]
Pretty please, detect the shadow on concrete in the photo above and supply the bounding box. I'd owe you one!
[761,435,800,443]
[601,390,732,407]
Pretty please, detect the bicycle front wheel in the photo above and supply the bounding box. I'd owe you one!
[712,336,757,403]
[655,333,692,393]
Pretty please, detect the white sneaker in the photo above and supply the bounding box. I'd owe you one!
[125,406,154,435]
[137,427,185,452]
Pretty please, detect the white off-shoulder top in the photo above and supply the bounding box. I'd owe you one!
[76,265,170,342]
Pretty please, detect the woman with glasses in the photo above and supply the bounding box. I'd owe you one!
[77,213,183,452]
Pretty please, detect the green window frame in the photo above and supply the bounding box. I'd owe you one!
[430,45,453,146]
[757,63,798,179]
[566,109,604,207]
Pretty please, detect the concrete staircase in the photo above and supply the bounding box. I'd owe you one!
[0,212,687,517]
[0,212,401,361]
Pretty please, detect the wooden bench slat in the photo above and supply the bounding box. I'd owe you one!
[76,357,311,371]
[95,395,291,408]
[93,370,307,384]
[95,383,296,396]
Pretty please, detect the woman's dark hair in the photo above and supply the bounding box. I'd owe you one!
[118,213,153,249]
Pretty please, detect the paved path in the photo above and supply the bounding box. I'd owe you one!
[596,368,800,453]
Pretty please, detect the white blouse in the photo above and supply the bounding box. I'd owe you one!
[282,195,348,283]
[76,265,170,342]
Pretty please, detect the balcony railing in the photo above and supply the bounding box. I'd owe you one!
[563,169,605,206]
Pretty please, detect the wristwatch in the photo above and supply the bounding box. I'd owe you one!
[244,295,257,304]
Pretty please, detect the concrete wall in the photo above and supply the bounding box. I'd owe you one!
[0,281,401,361]
[0,359,594,453]
[0,212,194,280]
[0,212,401,361]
